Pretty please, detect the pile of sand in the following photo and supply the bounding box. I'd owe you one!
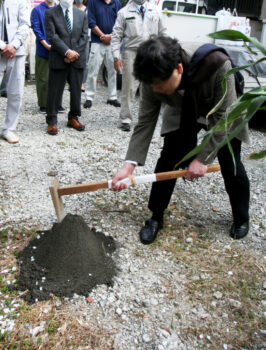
[16,214,116,304]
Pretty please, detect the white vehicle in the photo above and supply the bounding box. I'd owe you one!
[157,0,208,15]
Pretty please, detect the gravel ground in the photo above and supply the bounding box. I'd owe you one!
[0,82,265,349]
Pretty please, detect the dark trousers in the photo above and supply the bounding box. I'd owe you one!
[46,65,83,125]
[148,128,250,227]
[35,55,49,109]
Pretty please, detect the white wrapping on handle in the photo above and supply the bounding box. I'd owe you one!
[108,174,157,189]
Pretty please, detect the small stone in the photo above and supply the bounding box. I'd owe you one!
[47,171,58,177]
[142,334,152,343]
[32,325,45,337]
[213,291,223,299]
[116,307,122,316]
[259,329,266,338]
[229,299,242,308]
[186,237,193,243]
[151,298,158,306]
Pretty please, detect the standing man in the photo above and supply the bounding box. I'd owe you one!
[31,0,64,114]
[0,0,30,144]
[112,36,250,244]
[111,0,165,131]
[44,0,88,135]
[83,0,122,109]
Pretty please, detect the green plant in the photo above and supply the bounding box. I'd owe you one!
[176,30,266,167]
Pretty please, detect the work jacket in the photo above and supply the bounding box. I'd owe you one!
[111,0,165,60]
[0,0,30,55]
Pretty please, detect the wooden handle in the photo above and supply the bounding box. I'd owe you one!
[155,164,220,182]
[58,180,109,196]
[57,164,220,196]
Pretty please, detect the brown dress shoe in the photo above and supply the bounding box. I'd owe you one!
[67,118,85,131]
[47,124,58,135]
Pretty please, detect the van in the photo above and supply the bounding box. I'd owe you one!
[158,0,208,15]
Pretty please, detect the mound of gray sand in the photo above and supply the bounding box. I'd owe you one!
[16,214,116,304]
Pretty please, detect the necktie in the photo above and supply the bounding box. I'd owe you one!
[140,5,145,18]
[65,8,72,34]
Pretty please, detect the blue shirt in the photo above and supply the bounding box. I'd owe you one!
[30,2,56,58]
[87,0,122,43]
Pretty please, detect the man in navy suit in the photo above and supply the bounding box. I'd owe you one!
[44,0,88,135]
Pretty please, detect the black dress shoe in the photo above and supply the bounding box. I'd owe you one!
[84,100,92,108]
[139,219,163,245]
[119,123,130,132]
[107,99,121,107]
[230,221,249,239]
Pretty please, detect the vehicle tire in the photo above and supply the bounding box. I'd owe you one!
[102,65,122,90]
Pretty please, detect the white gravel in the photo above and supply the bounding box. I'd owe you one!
[0,82,265,349]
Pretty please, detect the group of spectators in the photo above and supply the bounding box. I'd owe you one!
[0,0,250,243]
[0,0,164,141]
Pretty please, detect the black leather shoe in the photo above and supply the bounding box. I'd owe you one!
[230,221,249,239]
[107,99,121,107]
[119,123,130,132]
[139,219,163,245]
[84,100,92,108]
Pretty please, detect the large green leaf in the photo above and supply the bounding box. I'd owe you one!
[249,150,266,160]
[208,30,266,55]
[175,95,266,168]
[175,30,266,167]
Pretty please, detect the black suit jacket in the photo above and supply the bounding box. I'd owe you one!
[44,5,88,69]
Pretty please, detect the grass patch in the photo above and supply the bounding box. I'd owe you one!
[155,218,265,349]
[1,298,116,350]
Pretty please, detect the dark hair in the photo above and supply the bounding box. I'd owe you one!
[133,35,182,84]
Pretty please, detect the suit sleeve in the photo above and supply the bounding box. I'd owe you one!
[76,12,88,53]
[10,0,30,50]
[44,10,69,57]
[125,84,162,165]
[196,60,237,164]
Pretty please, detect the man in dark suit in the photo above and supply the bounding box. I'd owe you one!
[44,0,88,135]
[112,36,250,244]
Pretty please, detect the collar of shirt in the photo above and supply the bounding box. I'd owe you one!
[60,4,73,28]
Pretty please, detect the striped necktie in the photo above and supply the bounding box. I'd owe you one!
[65,8,72,34]
[140,5,145,18]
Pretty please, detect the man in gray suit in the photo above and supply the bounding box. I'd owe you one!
[44,0,88,135]
[112,36,250,244]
